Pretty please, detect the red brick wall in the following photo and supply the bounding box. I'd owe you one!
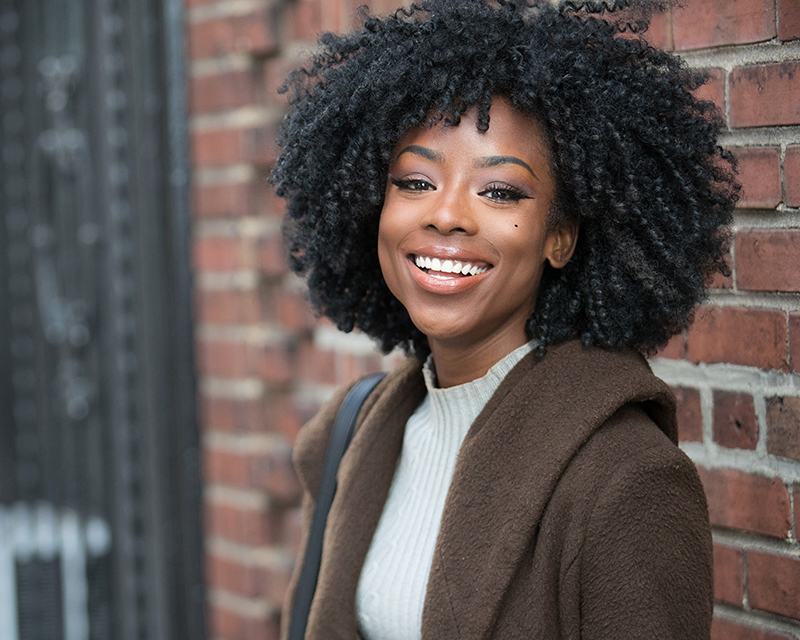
[185,1,800,639]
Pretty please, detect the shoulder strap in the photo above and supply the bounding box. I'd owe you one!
[288,371,386,640]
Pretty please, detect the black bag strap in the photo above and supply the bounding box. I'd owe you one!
[287,371,386,640]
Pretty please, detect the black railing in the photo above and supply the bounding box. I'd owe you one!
[0,0,204,638]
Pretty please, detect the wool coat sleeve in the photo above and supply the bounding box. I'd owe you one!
[577,440,714,639]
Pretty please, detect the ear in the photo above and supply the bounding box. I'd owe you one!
[544,219,578,269]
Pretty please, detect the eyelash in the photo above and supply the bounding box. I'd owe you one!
[390,176,532,203]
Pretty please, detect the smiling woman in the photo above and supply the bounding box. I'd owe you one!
[272,1,739,639]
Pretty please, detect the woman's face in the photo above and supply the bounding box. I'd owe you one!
[378,97,576,370]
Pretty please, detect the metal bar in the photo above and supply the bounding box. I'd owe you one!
[0,507,20,640]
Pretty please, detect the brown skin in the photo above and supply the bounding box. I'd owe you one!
[378,98,578,387]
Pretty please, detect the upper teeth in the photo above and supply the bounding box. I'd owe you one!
[414,255,488,276]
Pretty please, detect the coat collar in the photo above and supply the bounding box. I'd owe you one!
[299,340,675,640]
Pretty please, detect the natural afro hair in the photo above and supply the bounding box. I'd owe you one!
[273,0,739,358]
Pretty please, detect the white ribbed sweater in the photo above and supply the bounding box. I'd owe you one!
[355,341,535,640]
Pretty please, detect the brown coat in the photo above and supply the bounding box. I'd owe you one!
[282,340,713,640]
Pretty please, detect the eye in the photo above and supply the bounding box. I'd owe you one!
[478,182,532,203]
[390,176,436,192]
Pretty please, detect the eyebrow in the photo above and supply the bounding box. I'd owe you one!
[474,155,539,181]
[394,145,444,163]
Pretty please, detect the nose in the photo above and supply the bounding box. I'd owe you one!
[422,186,476,235]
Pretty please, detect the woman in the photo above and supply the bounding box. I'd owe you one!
[273,1,739,638]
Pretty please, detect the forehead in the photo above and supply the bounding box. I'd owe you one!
[391,97,553,168]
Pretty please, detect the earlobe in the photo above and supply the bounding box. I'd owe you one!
[546,221,579,269]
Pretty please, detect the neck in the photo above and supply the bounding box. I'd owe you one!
[428,331,530,388]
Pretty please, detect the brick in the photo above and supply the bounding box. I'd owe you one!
[203,447,252,488]
[196,338,251,378]
[195,288,263,325]
[189,8,279,60]
[259,342,294,385]
[694,68,726,124]
[199,395,266,433]
[796,485,800,539]
[673,0,776,50]
[654,331,686,360]
[687,307,789,372]
[207,604,279,640]
[288,0,323,42]
[785,145,800,207]
[791,313,800,372]
[731,147,782,209]
[748,551,800,618]
[698,468,791,538]
[247,123,281,167]
[204,500,277,546]
[191,128,245,168]
[193,236,246,272]
[778,0,800,41]
[730,62,800,128]
[713,390,758,450]
[191,182,252,219]
[275,289,317,333]
[736,231,800,292]
[263,57,299,107]
[713,544,743,606]
[673,386,703,442]
[251,443,302,505]
[258,233,287,278]
[296,341,338,385]
[766,396,800,461]
[190,70,256,114]
[711,619,793,640]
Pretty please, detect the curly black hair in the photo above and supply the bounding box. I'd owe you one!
[273,0,739,358]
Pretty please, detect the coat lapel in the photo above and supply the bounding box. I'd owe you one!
[305,359,427,640]
[422,341,675,640]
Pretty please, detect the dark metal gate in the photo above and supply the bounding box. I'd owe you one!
[0,0,205,638]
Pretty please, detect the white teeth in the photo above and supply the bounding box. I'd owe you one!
[413,255,489,276]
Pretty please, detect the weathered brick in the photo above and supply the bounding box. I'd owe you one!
[189,8,279,59]
[707,252,733,290]
[713,390,758,450]
[711,619,793,640]
[190,71,256,114]
[247,123,281,167]
[791,313,800,372]
[673,0,776,50]
[698,467,792,538]
[259,342,294,385]
[193,236,243,272]
[694,68,726,123]
[195,288,263,325]
[736,231,800,292]
[766,396,800,461]
[778,0,800,41]
[205,500,276,546]
[748,551,800,618]
[191,127,246,168]
[785,145,800,207]
[673,386,703,442]
[713,544,743,606]
[687,307,790,372]
[731,147,782,209]
[730,62,800,128]
[191,182,252,219]
[654,331,686,360]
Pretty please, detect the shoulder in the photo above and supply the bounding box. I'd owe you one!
[292,357,424,498]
